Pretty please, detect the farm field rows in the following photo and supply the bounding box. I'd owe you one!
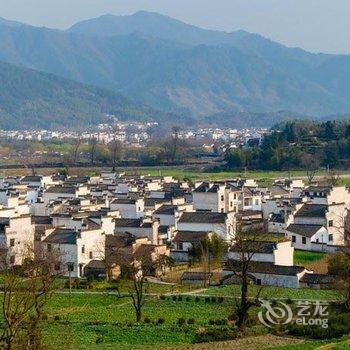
[35,291,347,349]
[194,285,342,301]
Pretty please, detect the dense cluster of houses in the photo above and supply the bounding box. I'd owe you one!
[0,172,347,289]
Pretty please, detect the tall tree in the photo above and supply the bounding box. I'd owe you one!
[226,230,264,332]
[89,136,98,164]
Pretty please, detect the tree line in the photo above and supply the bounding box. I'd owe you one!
[225,120,350,171]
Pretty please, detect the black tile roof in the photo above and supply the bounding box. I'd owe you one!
[21,176,42,182]
[178,212,226,224]
[114,218,142,227]
[32,216,52,225]
[153,205,177,215]
[43,228,77,244]
[286,224,324,238]
[295,204,328,218]
[173,231,209,243]
[229,241,277,254]
[226,260,306,276]
[300,273,336,284]
[45,186,76,194]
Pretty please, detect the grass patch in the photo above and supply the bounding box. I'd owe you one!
[294,250,327,265]
[196,284,342,301]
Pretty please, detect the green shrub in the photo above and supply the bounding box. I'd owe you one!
[195,296,200,302]
[159,295,166,300]
[185,296,191,302]
[188,318,195,324]
[144,317,151,324]
[172,295,177,301]
[205,297,210,303]
[211,297,217,303]
[215,319,226,326]
[218,297,224,303]
[177,318,186,326]
[177,296,183,301]
[285,313,350,340]
[95,336,103,344]
[194,327,237,343]
[157,318,165,325]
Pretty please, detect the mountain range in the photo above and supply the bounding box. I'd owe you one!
[1,11,350,128]
[0,60,179,129]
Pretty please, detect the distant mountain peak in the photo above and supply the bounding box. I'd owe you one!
[0,17,26,28]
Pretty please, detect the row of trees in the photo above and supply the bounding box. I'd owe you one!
[225,120,350,171]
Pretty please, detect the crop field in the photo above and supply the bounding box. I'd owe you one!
[39,290,346,349]
[195,284,342,301]
[42,293,236,349]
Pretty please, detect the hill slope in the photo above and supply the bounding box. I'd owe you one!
[0,12,350,122]
[0,61,175,129]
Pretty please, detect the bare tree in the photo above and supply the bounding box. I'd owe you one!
[226,230,265,332]
[108,127,122,171]
[162,126,181,164]
[325,169,341,186]
[73,134,83,164]
[0,246,63,350]
[302,153,319,184]
[89,136,98,165]
[189,233,227,287]
[327,212,350,309]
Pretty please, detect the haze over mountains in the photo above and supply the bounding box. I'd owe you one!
[0,61,176,129]
[1,11,350,128]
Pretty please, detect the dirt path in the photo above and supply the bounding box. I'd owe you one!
[166,334,304,350]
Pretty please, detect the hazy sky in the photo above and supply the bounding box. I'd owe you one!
[0,0,349,54]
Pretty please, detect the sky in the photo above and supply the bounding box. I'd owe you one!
[0,0,349,54]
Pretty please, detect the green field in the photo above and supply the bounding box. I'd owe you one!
[0,284,345,350]
[120,167,350,187]
[294,250,327,266]
[42,293,236,349]
[196,284,342,301]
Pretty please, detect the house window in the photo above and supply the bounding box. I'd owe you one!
[178,242,183,250]
[256,279,262,285]
[292,236,296,243]
[233,206,237,213]
[138,207,141,211]
[221,208,224,213]
[230,201,233,207]
[234,194,237,199]
[255,199,259,205]
[329,234,333,242]
[221,195,224,201]
[67,263,74,272]
[302,237,306,244]
[10,255,15,264]
[89,252,93,259]
[82,245,85,254]
[328,220,333,227]
[47,244,52,252]
[79,264,83,277]
[10,239,15,247]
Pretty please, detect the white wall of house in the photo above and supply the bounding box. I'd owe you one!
[110,199,144,219]
[285,227,328,251]
[250,270,306,288]
[193,189,225,212]
[0,215,35,266]
[274,241,294,266]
